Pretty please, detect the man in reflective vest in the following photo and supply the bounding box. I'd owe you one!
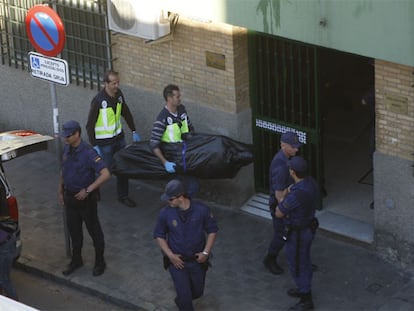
[149,84,199,197]
[86,70,141,208]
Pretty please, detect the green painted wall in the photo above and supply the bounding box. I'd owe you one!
[165,0,414,66]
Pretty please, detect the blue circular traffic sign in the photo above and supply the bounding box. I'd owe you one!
[25,5,65,57]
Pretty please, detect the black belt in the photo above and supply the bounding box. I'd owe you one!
[290,217,319,232]
[64,189,81,196]
[163,255,197,270]
[180,256,197,262]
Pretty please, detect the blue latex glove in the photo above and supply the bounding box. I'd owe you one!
[164,161,176,173]
[132,132,141,142]
[93,145,102,156]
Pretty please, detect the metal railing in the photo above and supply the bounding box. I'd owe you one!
[0,0,113,89]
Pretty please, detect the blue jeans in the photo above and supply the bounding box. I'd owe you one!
[0,234,17,300]
[99,138,129,200]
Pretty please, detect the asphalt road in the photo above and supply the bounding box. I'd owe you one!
[10,268,125,311]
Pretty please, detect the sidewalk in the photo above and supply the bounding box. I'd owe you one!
[4,151,414,310]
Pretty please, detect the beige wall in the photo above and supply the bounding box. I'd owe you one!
[374,60,414,267]
[112,16,249,115]
[375,60,414,160]
[110,16,254,208]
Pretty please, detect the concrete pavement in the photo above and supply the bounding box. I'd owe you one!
[4,150,414,310]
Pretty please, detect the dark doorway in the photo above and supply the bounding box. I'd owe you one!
[247,34,374,227]
[319,48,375,223]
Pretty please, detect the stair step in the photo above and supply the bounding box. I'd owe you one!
[241,194,374,245]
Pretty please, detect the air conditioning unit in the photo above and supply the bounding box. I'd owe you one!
[107,0,170,40]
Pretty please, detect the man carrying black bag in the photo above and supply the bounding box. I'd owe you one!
[153,179,218,311]
[149,84,199,197]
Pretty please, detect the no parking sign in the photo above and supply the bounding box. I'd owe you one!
[25,5,71,256]
[25,5,65,57]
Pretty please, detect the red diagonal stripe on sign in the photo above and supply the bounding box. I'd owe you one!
[33,15,58,49]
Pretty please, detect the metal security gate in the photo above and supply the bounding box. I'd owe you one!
[249,32,322,195]
[0,0,112,89]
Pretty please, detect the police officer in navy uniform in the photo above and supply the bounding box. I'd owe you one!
[263,131,302,275]
[59,120,111,276]
[153,179,218,310]
[0,173,18,300]
[276,156,319,311]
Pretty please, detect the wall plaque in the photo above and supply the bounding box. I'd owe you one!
[205,51,225,70]
[385,94,408,114]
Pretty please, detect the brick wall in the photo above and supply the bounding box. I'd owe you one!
[110,17,254,207]
[375,60,414,160]
[374,60,414,265]
[111,16,249,114]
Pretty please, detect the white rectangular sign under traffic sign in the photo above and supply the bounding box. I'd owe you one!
[29,52,69,86]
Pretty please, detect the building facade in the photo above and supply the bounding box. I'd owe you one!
[0,0,413,266]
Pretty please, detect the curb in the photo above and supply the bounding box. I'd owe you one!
[14,260,145,311]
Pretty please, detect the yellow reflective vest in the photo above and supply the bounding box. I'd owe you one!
[94,101,122,140]
[161,115,190,143]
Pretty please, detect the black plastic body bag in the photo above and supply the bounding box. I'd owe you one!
[112,133,254,179]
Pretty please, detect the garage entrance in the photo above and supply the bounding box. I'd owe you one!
[246,33,374,238]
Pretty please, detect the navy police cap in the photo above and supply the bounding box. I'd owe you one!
[281,132,302,148]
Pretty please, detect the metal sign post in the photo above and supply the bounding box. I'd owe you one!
[50,82,71,257]
[26,4,71,257]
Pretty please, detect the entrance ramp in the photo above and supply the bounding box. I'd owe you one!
[241,193,374,245]
[240,193,272,220]
[316,210,374,244]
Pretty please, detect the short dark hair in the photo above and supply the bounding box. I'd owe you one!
[104,70,119,83]
[163,84,179,101]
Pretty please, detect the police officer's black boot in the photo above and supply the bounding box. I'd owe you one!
[93,248,106,276]
[288,292,314,311]
[263,254,283,275]
[62,250,83,276]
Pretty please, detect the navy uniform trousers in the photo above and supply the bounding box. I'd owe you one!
[169,261,206,311]
[64,192,105,255]
[285,228,314,294]
[268,214,285,256]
